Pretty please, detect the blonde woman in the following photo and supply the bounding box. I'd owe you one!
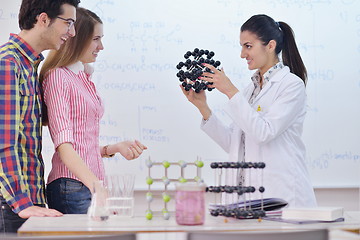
[40,7,146,214]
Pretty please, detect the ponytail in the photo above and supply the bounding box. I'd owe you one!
[278,21,307,85]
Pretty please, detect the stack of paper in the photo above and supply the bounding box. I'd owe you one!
[281,207,344,221]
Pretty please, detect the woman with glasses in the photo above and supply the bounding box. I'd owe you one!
[39,7,147,214]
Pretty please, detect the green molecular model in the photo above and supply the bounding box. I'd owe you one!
[145,210,153,220]
[145,156,203,220]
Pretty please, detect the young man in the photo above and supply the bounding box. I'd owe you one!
[0,0,80,233]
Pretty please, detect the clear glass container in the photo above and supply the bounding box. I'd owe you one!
[87,180,109,221]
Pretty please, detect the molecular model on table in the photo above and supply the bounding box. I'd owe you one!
[145,157,204,220]
[206,161,266,220]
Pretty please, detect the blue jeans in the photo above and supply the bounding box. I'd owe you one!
[46,178,91,214]
[0,196,45,233]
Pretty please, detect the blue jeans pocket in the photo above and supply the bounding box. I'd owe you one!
[47,178,91,214]
[63,178,85,193]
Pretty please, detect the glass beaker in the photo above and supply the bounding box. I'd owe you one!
[105,174,135,217]
[87,180,110,221]
[175,182,206,225]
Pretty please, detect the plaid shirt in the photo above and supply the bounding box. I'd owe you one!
[0,34,45,213]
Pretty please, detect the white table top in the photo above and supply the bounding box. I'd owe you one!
[18,211,360,236]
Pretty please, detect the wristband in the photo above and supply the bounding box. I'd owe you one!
[103,145,115,158]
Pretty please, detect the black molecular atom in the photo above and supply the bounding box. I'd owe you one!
[176,48,221,93]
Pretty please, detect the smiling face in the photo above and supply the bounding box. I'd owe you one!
[240,30,278,75]
[79,23,104,63]
[42,3,77,51]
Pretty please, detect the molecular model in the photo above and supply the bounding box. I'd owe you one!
[145,156,204,220]
[206,161,267,220]
[176,48,221,93]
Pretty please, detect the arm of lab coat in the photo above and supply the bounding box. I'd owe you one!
[200,114,232,153]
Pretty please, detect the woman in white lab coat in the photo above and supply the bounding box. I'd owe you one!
[181,14,317,207]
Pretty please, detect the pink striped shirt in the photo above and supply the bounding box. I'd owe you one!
[43,67,105,184]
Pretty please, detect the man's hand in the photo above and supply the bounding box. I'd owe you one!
[18,206,63,219]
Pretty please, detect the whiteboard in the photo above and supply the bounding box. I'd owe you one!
[1,0,359,189]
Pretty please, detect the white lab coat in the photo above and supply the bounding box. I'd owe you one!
[201,66,317,207]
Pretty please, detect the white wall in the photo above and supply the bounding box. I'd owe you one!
[82,0,360,190]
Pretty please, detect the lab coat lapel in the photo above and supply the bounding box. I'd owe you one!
[244,84,254,101]
[250,67,288,105]
[253,81,272,104]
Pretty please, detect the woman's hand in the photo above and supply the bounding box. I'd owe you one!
[200,64,239,99]
[180,85,207,108]
[180,85,212,120]
[114,140,147,160]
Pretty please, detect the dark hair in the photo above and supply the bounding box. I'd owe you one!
[241,14,307,85]
[19,0,80,30]
[39,7,102,125]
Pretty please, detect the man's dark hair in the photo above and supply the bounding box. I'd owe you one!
[19,0,80,30]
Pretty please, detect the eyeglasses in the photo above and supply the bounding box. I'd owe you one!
[56,16,75,31]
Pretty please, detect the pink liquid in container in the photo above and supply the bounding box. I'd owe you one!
[175,182,206,225]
